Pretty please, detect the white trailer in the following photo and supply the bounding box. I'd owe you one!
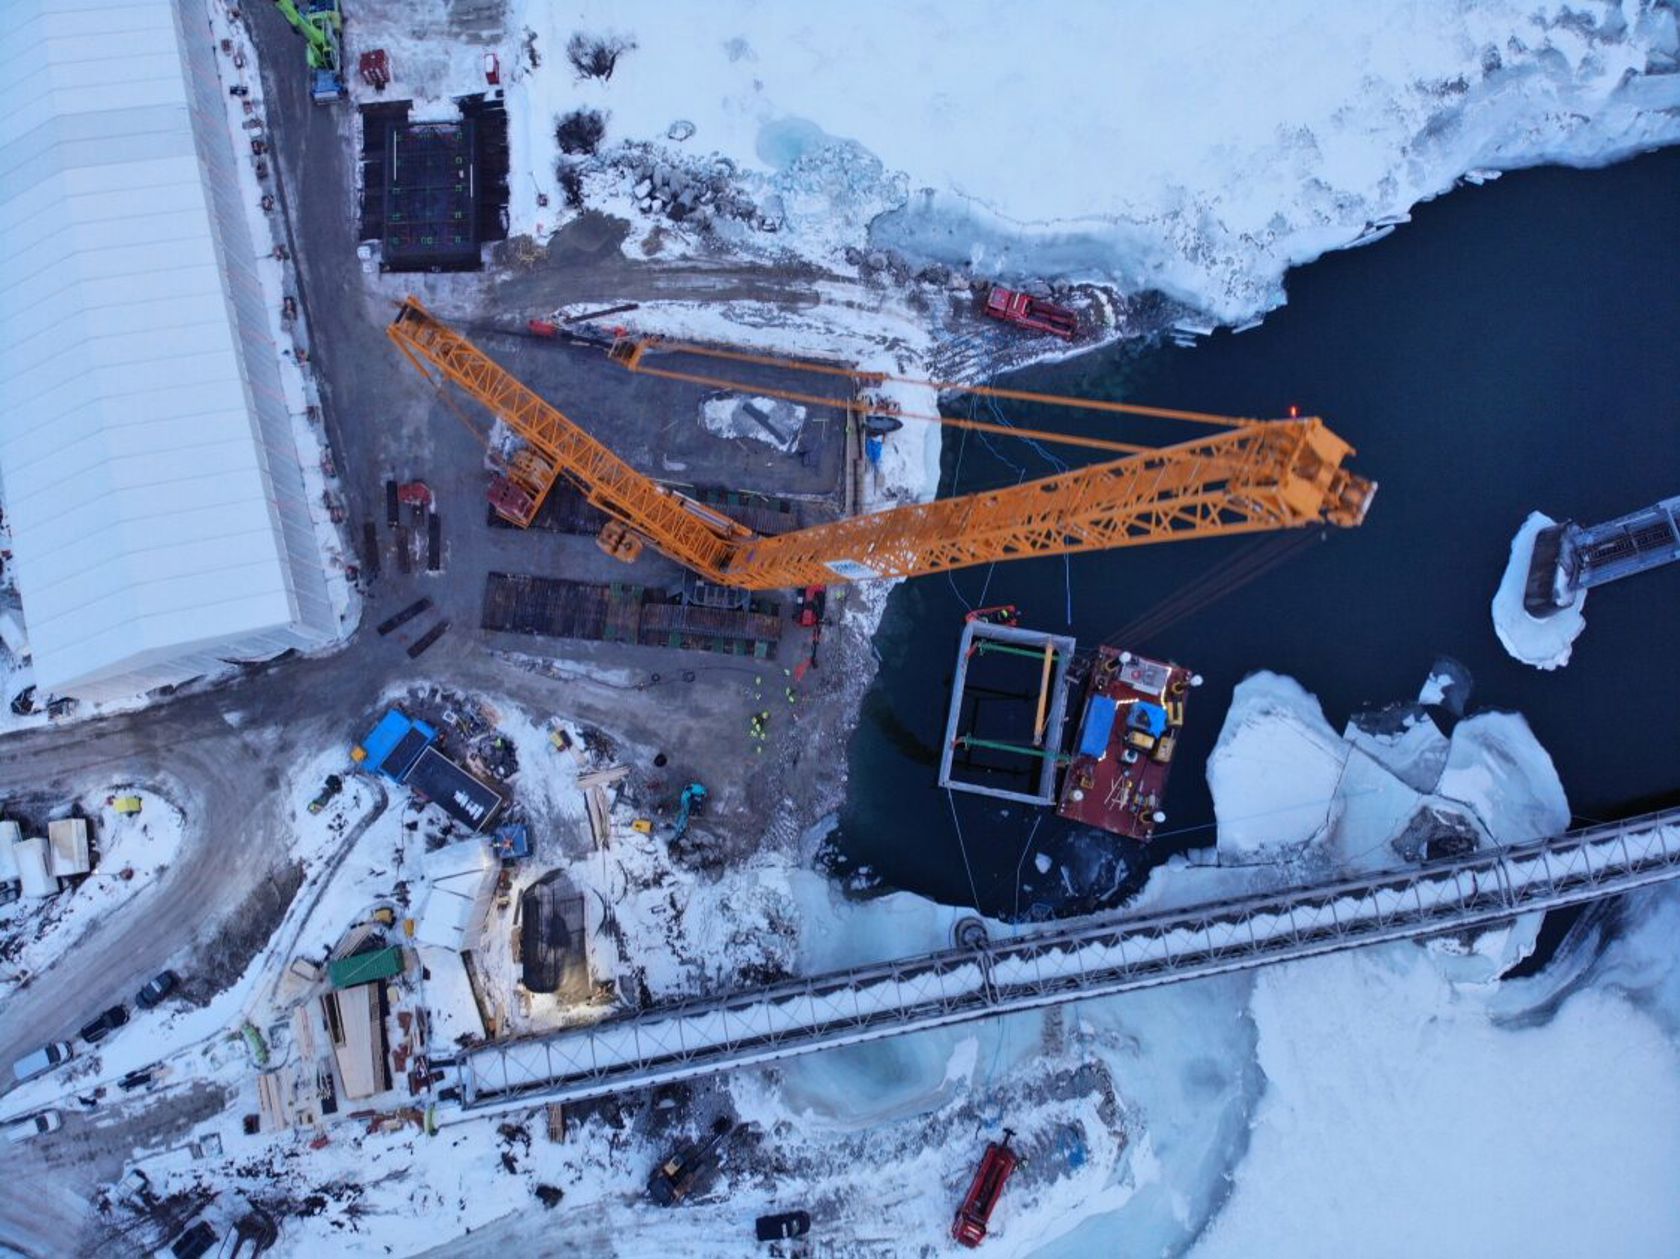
[46,817,90,878]
[15,836,55,898]
[0,820,20,884]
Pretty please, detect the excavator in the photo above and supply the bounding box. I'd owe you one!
[273,0,345,103]
[386,297,1376,590]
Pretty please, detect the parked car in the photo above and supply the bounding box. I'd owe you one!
[755,1210,811,1242]
[170,1219,218,1259]
[12,1041,72,1082]
[307,774,343,815]
[79,1004,129,1044]
[3,1110,62,1143]
[136,970,179,1009]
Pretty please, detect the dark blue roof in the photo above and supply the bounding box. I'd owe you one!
[407,747,504,832]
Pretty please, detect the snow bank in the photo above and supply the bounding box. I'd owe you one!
[0,791,187,1001]
[698,395,807,451]
[502,1,1680,323]
[1208,672,1440,873]
[1345,710,1450,795]
[1209,670,1571,874]
[1493,511,1588,670]
[1436,711,1570,844]
[1207,672,1349,860]
[1193,945,1680,1259]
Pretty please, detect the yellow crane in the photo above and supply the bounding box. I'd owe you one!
[387,297,1376,590]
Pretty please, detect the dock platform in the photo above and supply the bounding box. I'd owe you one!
[1056,648,1194,842]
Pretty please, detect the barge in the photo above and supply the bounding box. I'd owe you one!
[1056,646,1195,841]
[938,616,1197,842]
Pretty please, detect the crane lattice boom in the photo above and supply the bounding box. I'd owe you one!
[387,297,1376,590]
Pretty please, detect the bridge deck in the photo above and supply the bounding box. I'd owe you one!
[1563,494,1680,591]
[453,809,1680,1110]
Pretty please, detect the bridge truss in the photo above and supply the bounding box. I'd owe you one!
[453,809,1680,1111]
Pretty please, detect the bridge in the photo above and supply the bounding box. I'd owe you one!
[1525,494,1680,615]
[451,808,1680,1110]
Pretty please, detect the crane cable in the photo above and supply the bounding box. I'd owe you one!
[626,337,1256,427]
[1105,529,1324,648]
[614,338,1273,457]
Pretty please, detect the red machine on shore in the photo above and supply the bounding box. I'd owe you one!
[952,1133,1018,1247]
[358,49,390,90]
[792,585,826,681]
[981,286,1078,340]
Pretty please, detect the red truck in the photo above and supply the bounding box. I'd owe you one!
[952,1135,1018,1247]
[982,286,1078,340]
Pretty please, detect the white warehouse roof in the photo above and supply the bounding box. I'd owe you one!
[0,0,335,701]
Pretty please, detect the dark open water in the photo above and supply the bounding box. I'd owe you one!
[835,148,1680,918]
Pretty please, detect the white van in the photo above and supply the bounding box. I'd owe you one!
[4,1110,62,1143]
[11,1040,72,1082]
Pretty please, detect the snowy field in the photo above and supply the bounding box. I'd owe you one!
[341,2,1680,349]
[0,790,187,1001]
[20,4,1677,1254]
[68,678,1680,1257]
[484,0,1680,325]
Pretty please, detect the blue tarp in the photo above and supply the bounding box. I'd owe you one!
[1127,702,1168,738]
[361,709,438,782]
[492,823,530,859]
[1077,695,1118,758]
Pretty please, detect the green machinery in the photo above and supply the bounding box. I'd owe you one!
[273,0,345,103]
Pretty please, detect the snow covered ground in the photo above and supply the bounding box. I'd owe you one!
[0,791,187,1000]
[1194,938,1680,1259]
[0,751,383,1119]
[56,670,1679,1257]
[1493,510,1589,669]
[484,1,1680,327]
[1205,669,1569,877]
[342,3,1680,354]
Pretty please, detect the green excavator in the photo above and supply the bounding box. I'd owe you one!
[273,0,345,103]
